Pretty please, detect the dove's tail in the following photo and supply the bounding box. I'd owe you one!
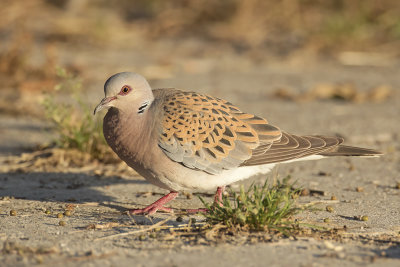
[319,145,382,157]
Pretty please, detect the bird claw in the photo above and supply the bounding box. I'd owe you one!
[128,191,178,215]
[129,205,173,215]
[127,188,225,215]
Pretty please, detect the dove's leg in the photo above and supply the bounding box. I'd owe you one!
[214,186,225,207]
[186,186,226,213]
[129,191,178,215]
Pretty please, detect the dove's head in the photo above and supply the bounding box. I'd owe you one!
[94,72,154,115]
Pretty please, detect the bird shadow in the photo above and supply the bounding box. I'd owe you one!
[337,214,359,221]
[0,171,149,212]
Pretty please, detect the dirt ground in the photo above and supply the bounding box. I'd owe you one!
[1,45,400,266]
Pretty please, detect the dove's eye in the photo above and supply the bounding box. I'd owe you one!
[119,85,132,95]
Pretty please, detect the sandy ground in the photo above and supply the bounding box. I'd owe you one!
[0,48,400,266]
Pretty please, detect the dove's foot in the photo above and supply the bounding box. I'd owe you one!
[129,191,178,215]
[213,186,225,207]
[185,186,226,214]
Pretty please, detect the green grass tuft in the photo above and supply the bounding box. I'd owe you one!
[200,176,303,232]
[41,68,113,161]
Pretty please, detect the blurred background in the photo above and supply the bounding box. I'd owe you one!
[0,0,399,156]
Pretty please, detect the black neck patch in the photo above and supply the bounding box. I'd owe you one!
[138,102,149,114]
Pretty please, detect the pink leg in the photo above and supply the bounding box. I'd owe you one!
[214,186,225,207]
[129,191,178,215]
[186,186,226,213]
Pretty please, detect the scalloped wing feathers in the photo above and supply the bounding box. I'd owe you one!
[152,89,375,175]
[155,89,282,174]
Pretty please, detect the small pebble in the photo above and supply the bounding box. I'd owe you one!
[189,218,197,224]
[356,187,364,192]
[86,224,96,230]
[330,195,337,200]
[323,218,330,223]
[45,209,51,215]
[176,216,183,222]
[138,235,146,241]
[57,213,64,219]
[395,182,400,189]
[326,206,334,213]
[64,210,72,216]
[300,188,310,196]
[10,210,17,216]
[59,221,66,226]
[361,215,368,221]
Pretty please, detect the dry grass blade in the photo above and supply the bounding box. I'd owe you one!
[94,217,171,241]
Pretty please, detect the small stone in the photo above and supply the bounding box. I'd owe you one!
[300,188,310,196]
[176,216,183,222]
[59,221,66,226]
[184,192,192,199]
[395,182,400,189]
[323,218,330,223]
[64,210,72,216]
[57,213,63,219]
[326,206,334,213]
[361,215,368,221]
[138,235,146,241]
[10,210,17,216]
[45,209,51,215]
[86,224,96,230]
[189,218,197,224]
[331,195,337,200]
[356,187,364,192]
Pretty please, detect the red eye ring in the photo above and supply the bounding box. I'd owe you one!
[119,85,132,95]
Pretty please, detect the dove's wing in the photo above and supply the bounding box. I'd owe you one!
[152,89,380,174]
[242,133,344,166]
[155,89,282,174]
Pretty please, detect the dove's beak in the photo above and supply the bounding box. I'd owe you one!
[93,96,117,115]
